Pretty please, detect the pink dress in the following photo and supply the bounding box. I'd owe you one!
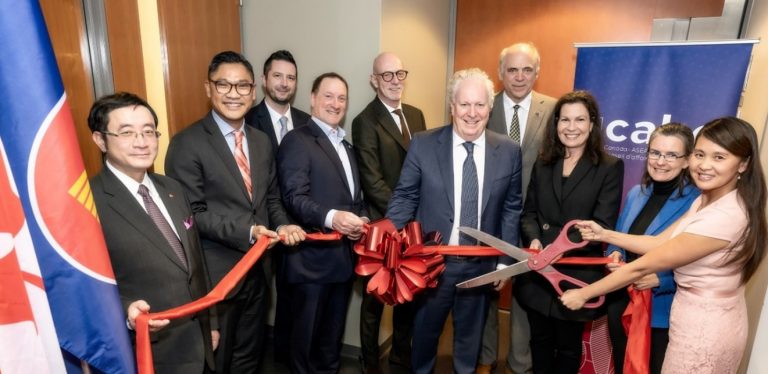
[662,190,748,374]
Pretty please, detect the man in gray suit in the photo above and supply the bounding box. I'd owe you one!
[89,92,217,373]
[479,42,556,374]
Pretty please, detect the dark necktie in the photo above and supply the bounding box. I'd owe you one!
[459,142,478,245]
[393,109,411,148]
[138,184,188,270]
[509,104,521,143]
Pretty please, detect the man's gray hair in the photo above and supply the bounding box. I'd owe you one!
[498,42,541,73]
[447,68,495,107]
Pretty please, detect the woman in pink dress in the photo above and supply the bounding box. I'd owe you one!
[561,117,767,373]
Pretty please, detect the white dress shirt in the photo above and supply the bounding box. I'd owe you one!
[448,130,486,245]
[314,117,356,229]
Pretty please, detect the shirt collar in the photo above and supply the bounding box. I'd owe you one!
[503,90,533,112]
[452,128,486,149]
[313,116,346,141]
[105,159,151,193]
[211,110,245,137]
[378,97,402,113]
[265,102,292,124]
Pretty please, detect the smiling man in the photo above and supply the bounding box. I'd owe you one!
[277,72,369,374]
[351,52,427,373]
[89,92,217,373]
[386,68,522,374]
[165,51,305,373]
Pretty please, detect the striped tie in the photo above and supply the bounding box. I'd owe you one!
[138,184,188,270]
[234,130,252,199]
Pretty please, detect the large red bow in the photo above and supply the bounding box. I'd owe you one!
[354,219,503,305]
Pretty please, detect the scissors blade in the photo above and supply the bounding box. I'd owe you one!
[456,261,531,288]
[457,227,531,261]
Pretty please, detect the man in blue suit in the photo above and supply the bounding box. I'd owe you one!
[387,68,523,374]
[277,72,369,374]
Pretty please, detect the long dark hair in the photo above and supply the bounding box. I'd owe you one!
[640,123,694,195]
[540,90,605,165]
[697,117,766,282]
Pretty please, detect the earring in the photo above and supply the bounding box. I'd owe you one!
[738,173,742,180]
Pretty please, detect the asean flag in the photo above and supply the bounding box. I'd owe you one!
[0,1,135,373]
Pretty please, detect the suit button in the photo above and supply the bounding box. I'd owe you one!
[449,218,454,223]
[542,223,550,230]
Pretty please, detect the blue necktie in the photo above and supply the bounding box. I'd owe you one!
[459,142,478,245]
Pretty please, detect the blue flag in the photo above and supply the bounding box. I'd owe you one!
[0,1,135,373]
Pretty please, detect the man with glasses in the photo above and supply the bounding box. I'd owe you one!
[351,52,426,373]
[166,51,305,373]
[480,42,556,374]
[89,92,218,373]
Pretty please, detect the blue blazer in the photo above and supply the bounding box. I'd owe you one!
[606,183,699,328]
[386,125,523,266]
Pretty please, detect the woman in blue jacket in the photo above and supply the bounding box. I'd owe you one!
[605,123,699,373]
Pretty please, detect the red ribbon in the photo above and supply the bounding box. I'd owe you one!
[135,232,340,374]
[622,286,652,374]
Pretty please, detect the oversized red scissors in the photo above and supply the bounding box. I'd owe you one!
[456,220,605,308]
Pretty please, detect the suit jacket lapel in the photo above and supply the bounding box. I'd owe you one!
[254,102,279,151]
[152,175,192,276]
[647,187,690,234]
[621,189,650,232]
[101,169,189,272]
[373,99,408,150]
[562,157,592,201]
[343,139,361,200]
[552,159,564,203]
[481,134,499,212]
[246,127,263,207]
[309,121,353,195]
[203,115,252,203]
[488,93,506,135]
[436,127,454,212]
[523,93,547,150]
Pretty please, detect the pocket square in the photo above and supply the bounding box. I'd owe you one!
[183,215,194,230]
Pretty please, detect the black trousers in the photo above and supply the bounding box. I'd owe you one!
[525,308,584,374]
[214,265,268,373]
[359,286,415,368]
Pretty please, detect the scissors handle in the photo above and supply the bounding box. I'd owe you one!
[540,267,604,308]
[528,220,588,271]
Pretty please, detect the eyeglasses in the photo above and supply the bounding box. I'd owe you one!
[102,129,161,140]
[376,70,408,82]
[648,150,685,161]
[209,80,255,95]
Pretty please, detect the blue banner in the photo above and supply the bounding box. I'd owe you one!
[0,1,135,373]
[574,42,754,194]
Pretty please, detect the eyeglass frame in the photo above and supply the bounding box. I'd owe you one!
[647,149,686,162]
[101,129,162,140]
[208,79,256,96]
[375,70,409,82]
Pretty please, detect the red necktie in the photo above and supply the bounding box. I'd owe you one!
[234,130,252,199]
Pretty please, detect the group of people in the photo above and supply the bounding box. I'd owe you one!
[86,40,766,374]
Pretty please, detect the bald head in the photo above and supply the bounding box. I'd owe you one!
[370,52,407,107]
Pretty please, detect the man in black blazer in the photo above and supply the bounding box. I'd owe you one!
[277,72,368,374]
[243,49,311,364]
[387,69,522,374]
[480,42,556,374]
[165,51,305,373]
[351,52,426,372]
[88,92,217,373]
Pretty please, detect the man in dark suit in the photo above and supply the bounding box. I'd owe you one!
[165,51,305,373]
[351,52,426,373]
[387,68,522,374]
[480,42,556,374]
[244,50,311,154]
[88,92,217,373]
[277,72,368,374]
[243,49,311,365]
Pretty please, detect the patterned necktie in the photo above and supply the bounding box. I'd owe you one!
[509,104,521,143]
[137,184,188,270]
[393,109,411,148]
[459,142,479,245]
[234,130,252,199]
[278,116,288,143]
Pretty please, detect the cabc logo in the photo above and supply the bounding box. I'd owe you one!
[603,114,703,145]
